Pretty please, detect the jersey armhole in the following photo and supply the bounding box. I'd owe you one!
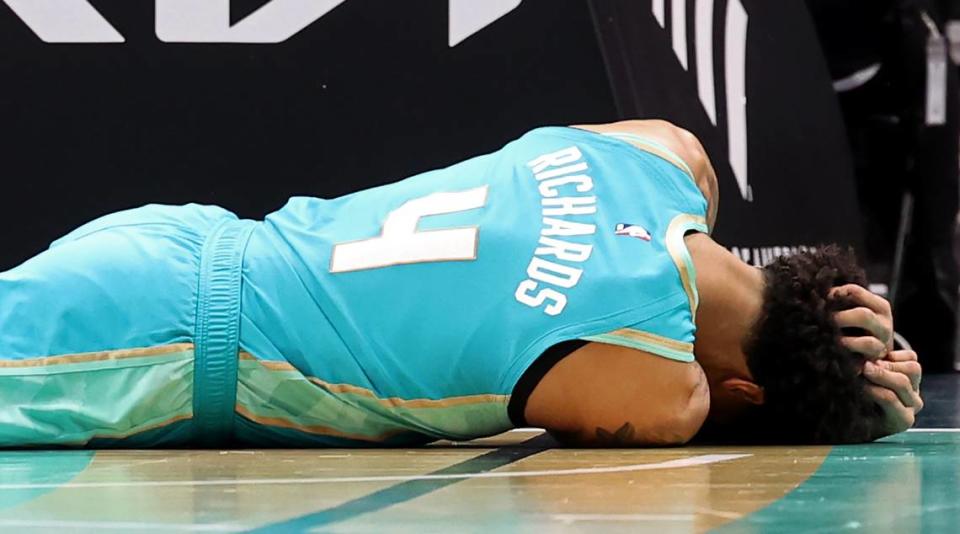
[507,309,698,427]
[507,339,588,427]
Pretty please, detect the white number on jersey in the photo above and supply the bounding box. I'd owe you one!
[329,186,488,273]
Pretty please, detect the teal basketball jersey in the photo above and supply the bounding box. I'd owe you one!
[235,126,709,446]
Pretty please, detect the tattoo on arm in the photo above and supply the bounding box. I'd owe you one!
[595,422,636,445]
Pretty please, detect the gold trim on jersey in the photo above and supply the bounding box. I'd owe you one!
[582,329,695,363]
[607,328,694,353]
[665,213,709,321]
[0,343,195,368]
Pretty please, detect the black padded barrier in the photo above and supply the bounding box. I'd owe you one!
[0,0,860,270]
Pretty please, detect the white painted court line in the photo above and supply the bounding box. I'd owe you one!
[553,513,696,523]
[695,508,744,520]
[551,508,744,524]
[512,427,960,434]
[0,519,243,532]
[0,453,749,491]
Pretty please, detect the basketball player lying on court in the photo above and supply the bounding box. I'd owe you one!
[0,120,922,448]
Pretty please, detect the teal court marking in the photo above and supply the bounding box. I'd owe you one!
[0,518,241,532]
[0,452,748,491]
[248,442,749,532]
[714,430,960,533]
[0,450,94,511]
[0,429,955,532]
[247,434,555,533]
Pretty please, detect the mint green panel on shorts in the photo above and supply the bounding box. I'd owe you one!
[0,345,194,446]
[0,204,251,447]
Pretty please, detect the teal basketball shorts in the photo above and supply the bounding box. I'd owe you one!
[0,204,255,447]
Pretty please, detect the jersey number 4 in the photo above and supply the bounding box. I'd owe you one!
[329,186,489,273]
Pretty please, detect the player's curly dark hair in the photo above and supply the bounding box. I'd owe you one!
[740,245,884,444]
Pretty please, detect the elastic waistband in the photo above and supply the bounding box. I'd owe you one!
[194,218,256,445]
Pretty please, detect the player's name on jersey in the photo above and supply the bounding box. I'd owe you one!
[514,146,597,317]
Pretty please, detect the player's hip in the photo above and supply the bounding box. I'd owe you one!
[0,203,255,447]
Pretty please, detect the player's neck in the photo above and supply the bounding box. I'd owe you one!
[685,233,764,380]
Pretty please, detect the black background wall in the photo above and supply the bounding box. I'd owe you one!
[592,0,862,260]
[0,0,859,270]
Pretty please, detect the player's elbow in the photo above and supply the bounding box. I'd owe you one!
[641,383,710,446]
[652,367,711,445]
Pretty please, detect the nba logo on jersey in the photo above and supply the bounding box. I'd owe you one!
[614,223,652,241]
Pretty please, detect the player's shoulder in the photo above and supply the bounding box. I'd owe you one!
[572,119,718,231]
[571,119,707,169]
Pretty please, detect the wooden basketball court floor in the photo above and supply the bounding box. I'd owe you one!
[1,376,958,533]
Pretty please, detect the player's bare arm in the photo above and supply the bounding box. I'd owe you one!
[524,343,710,446]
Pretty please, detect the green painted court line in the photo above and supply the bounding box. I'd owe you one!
[0,451,95,512]
[247,434,555,533]
[712,431,960,533]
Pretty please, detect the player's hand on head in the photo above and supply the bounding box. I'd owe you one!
[829,285,922,438]
[829,284,894,359]
[863,350,923,437]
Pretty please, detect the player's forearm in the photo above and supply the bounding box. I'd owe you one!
[547,421,697,447]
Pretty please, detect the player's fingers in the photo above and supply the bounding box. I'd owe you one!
[841,335,888,360]
[866,384,916,433]
[834,307,893,348]
[864,361,923,409]
[830,284,892,317]
[877,359,922,392]
[886,349,919,362]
